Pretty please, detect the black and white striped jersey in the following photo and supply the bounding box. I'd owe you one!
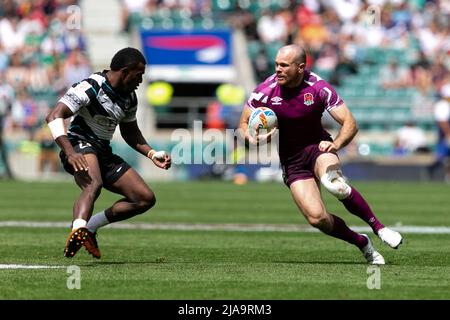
[59,71,138,149]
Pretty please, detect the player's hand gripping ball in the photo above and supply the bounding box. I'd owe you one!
[248,107,278,137]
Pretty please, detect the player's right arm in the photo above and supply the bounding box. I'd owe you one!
[45,102,89,172]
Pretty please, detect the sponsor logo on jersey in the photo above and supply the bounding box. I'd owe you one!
[271,96,283,105]
[79,141,92,149]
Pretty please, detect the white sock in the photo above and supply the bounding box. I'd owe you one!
[72,218,87,230]
[87,211,110,233]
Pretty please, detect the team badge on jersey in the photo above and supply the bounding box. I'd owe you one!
[304,93,314,106]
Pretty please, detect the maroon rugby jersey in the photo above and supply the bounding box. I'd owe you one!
[245,70,344,164]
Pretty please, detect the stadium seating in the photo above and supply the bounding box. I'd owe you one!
[125,2,439,157]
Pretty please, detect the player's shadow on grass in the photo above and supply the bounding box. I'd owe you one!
[77,260,170,267]
[276,259,399,265]
[275,260,369,265]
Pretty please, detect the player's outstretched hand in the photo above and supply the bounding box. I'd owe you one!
[150,150,171,170]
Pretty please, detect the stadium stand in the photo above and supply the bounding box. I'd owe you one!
[0,0,92,178]
[121,0,448,156]
[1,0,449,180]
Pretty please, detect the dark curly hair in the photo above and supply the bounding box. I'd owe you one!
[110,47,146,71]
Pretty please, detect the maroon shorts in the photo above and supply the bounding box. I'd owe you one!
[281,144,333,187]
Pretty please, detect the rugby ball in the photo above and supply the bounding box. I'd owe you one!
[248,107,278,137]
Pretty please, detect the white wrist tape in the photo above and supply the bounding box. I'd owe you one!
[152,150,167,160]
[48,118,66,140]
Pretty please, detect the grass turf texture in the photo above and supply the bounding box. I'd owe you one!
[0,181,449,299]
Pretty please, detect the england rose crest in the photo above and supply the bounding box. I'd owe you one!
[304,93,314,106]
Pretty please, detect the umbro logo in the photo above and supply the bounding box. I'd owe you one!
[271,96,283,105]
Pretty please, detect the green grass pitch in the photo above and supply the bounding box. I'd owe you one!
[0,180,449,299]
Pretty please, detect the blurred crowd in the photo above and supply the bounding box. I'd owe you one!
[235,0,449,93]
[1,0,450,178]
[119,0,450,181]
[0,0,93,177]
[120,0,450,93]
[0,0,91,140]
[3,0,448,138]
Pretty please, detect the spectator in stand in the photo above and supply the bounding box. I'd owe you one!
[330,0,362,23]
[314,42,338,74]
[429,53,449,91]
[329,51,358,86]
[34,121,59,175]
[5,51,28,90]
[0,16,26,54]
[10,88,38,137]
[253,47,271,82]
[379,59,409,89]
[63,49,91,87]
[0,43,10,71]
[0,70,14,179]
[294,4,329,53]
[40,21,65,59]
[429,83,450,182]
[120,0,151,33]
[406,62,433,93]
[227,2,258,41]
[62,28,87,54]
[393,121,429,156]
[257,9,288,45]
[0,0,80,148]
[28,58,52,92]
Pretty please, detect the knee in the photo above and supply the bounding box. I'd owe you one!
[320,170,351,200]
[135,191,156,213]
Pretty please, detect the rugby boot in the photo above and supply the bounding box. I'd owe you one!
[378,227,403,249]
[83,231,101,259]
[360,234,385,265]
[64,227,89,258]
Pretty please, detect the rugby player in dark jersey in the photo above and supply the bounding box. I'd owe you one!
[46,47,171,258]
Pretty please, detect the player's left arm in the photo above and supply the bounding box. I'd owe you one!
[238,106,257,144]
[119,120,171,170]
[319,103,358,153]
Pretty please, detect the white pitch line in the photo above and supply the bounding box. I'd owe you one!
[0,221,450,234]
[0,264,65,269]
[0,221,70,228]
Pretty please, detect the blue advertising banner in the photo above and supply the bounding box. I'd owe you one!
[140,29,235,82]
